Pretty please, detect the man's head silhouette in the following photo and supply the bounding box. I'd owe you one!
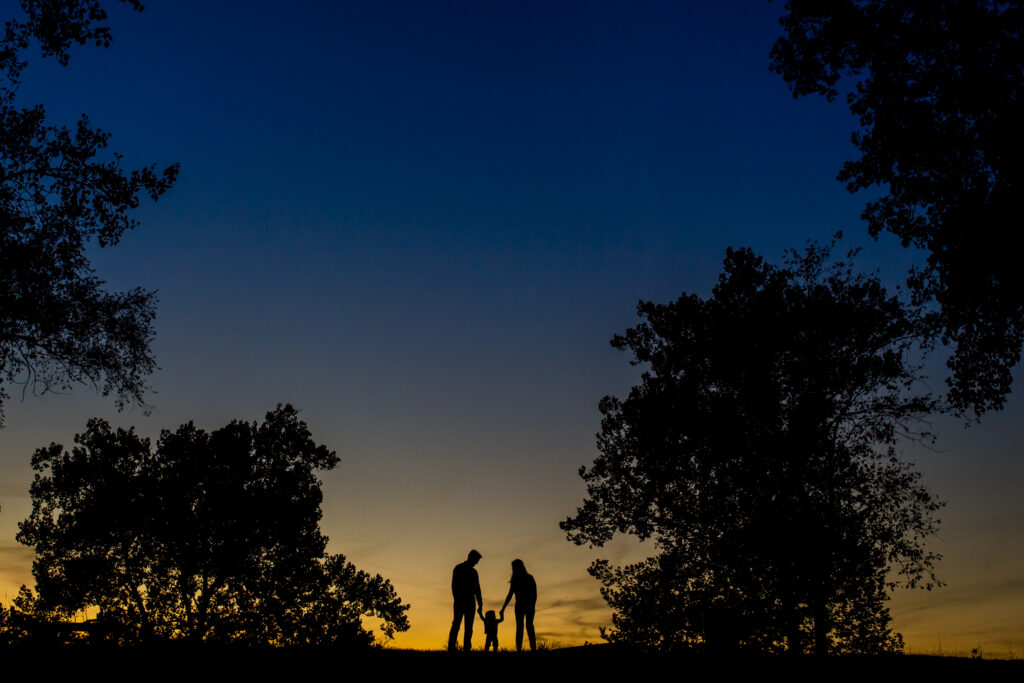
[468,549,482,566]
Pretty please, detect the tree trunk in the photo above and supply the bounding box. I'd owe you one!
[783,596,803,656]
[812,592,828,655]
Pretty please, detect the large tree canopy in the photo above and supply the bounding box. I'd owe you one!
[15,404,410,646]
[562,246,942,654]
[771,0,1024,416]
[0,0,178,424]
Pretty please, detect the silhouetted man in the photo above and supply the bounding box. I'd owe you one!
[448,549,483,651]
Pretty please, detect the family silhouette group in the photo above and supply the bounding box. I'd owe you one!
[448,550,537,652]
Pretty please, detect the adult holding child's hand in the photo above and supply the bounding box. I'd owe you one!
[500,558,537,651]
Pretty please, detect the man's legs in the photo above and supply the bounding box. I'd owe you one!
[462,607,475,650]
[448,605,466,652]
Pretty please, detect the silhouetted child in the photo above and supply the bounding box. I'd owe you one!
[483,609,504,651]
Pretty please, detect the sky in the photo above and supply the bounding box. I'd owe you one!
[1,0,1022,655]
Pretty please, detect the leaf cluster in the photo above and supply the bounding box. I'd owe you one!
[1,0,177,425]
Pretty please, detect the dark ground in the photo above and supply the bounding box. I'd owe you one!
[3,645,1022,680]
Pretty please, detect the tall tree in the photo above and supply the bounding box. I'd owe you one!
[562,246,942,654]
[0,0,178,425]
[16,404,410,645]
[771,0,1024,416]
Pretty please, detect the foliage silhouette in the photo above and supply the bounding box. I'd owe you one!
[15,404,410,646]
[561,245,942,654]
[0,0,178,425]
[0,584,123,645]
[771,0,1024,416]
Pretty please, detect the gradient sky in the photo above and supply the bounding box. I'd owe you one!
[1,0,1022,655]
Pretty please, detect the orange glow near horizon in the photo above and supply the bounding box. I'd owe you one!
[3,521,1023,657]
[1,394,1022,657]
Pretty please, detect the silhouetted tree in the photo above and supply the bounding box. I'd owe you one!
[0,586,64,644]
[0,0,178,425]
[771,0,1024,416]
[562,246,942,654]
[16,404,410,645]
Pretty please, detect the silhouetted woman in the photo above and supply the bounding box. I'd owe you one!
[499,558,537,651]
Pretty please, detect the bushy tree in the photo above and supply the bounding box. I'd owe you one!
[1,0,178,425]
[16,404,410,646]
[562,246,942,654]
[771,0,1024,416]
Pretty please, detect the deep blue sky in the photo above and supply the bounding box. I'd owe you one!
[24,0,882,421]
[2,0,1021,652]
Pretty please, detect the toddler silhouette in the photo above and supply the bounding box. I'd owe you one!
[483,609,504,651]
